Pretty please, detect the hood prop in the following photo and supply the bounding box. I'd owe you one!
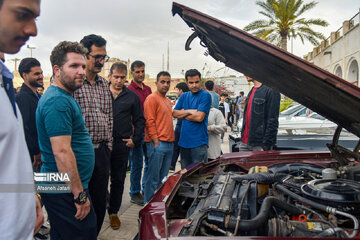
[327,126,360,166]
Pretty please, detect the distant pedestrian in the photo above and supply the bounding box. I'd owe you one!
[207,106,227,161]
[37,86,44,96]
[107,62,145,229]
[37,41,97,239]
[143,71,174,202]
[236,91,245,120]
[219,93,230,142]
[173,69,212,168]
[204,80,220,109]
[15,58,44,171]
[227,97,235,130]
[73,34,113,235]
[127,60,152,206]
[240,76,280,151]
[169,82,189,172]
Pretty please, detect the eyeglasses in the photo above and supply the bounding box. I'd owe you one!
[88,54,110,62]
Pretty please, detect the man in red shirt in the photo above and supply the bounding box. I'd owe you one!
[127,60,152,205]
[240,76,280,151]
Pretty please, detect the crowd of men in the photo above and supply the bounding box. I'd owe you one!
[0,0,281,239]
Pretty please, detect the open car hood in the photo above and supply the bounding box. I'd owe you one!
[172,2,360,138]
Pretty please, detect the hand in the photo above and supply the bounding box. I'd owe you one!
[33,196,44,235]
[123,138,135,148]
[153,138,160,148]
[74,198,90,221]
[187,109,197,115]
[207,126,211,131]
[33,153,42,172]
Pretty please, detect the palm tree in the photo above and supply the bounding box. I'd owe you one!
[243,0,328,50]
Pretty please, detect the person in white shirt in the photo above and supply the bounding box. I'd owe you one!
[0,0,43,239]
[207,107,227,160]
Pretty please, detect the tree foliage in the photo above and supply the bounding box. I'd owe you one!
[244,0,328,50]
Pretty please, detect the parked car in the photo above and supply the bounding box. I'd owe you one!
[279,104,307,117]
[137,3,360,239]
[236,104,336,134]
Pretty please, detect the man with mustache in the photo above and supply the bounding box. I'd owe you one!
[143,71,174,203]
[73,34,113,234]
[107,62,145,229]
[127,60,152,206]
[173,69,212,168]
[16,58,43,171]
[0,0,43,239]
[36,41,96,239]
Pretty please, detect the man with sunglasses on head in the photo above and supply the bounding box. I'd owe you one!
[73,34,113,235]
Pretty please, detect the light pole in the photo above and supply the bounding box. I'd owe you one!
[27,45,36,57]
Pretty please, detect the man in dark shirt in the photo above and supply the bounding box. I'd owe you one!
[15,57,43,170]
[107,62,145,229]
[240,76,280,151]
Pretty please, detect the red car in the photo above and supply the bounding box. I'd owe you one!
[137,2,360,239]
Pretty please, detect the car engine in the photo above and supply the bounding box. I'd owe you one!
[168,163,360,238]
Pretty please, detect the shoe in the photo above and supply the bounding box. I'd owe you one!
[109,214,121,230]
[169,166,175,173]
[131,193,144,206]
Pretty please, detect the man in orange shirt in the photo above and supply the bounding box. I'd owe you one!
[143,71,175,203]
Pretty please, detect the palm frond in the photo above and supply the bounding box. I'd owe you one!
[296,1,317,16]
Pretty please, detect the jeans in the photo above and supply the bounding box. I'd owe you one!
[108,140,130,214]
[129,135,148,197]
[170,125,181,168]
[180,144,208,169]
[41,189,97,240]
[238,141,273,151]
[144,141,173,203]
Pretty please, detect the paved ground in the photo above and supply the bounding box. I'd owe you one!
[97,129,231,240]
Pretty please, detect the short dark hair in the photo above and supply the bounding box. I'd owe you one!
[0,0,3,9]
[80,34,106,55]
[185,69,201,81]
[130,60,145,72]
[50,41,88,68]
[240,91,244,96]
[221,93,228,97]
[205,80,214,91]
[176,82,189,92]
[156,71,171,82]
[18,58,41,79]
[110,62,127,74]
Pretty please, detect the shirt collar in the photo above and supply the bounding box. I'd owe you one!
[0,60,14,79]
[130,80,146,90]
[84,74,103,84]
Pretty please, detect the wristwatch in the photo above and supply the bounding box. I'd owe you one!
[74,191,87,205]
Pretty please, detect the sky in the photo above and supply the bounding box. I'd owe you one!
[4,0,359,78]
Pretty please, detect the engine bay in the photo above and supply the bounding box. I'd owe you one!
[167,162,360,238]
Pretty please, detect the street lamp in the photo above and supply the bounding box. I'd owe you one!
[27,45,36,57]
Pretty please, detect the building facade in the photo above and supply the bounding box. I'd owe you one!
[304,11,360,86]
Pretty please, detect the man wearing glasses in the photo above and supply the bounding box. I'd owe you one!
[73,34,113,235]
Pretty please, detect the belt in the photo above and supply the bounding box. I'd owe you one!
[93,141,107,149]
